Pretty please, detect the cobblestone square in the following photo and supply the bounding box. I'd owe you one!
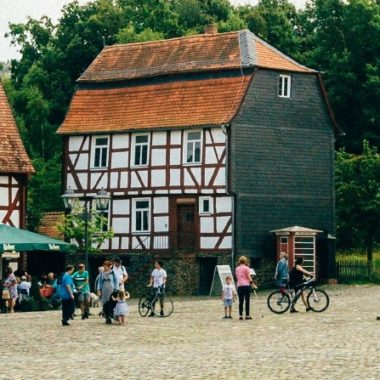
[0,285,379,380]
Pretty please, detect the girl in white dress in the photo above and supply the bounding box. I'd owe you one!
[113,290,130,325]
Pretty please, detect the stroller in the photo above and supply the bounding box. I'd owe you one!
[102,290,118,324]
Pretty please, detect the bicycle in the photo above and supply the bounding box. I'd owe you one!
[138,286,174,317]
[267,278,329,314]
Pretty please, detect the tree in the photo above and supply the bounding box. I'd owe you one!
[335,141,380,272]
[58,205,114,253]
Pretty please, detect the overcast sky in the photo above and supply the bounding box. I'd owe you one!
[0,0,307,61]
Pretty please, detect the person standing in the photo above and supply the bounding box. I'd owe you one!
[112,258,128,291]
[222,276,237,319]
[3,267,18,313]
[235,256,253,320]
[112,290,130,325]
[72,264,91,319]
[147,260,167,317]
[18,275,31,302]
[97,261,117,306]
[59,265,75,326]
[275,252,289,294]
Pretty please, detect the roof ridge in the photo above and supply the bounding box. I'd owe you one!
[103,30,239,50]
[251,32,316,73]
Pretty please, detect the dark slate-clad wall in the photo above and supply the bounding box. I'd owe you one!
[230,69,335,261]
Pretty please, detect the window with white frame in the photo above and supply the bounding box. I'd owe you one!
[133,199,150,233]
[199,196,212,214]
[92,201,110,233]
[278,74,291,98]
[92,136,109,168]
[132,134,149,166]
[185,131,202,164]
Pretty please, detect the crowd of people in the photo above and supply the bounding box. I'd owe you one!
[1,253,317,323]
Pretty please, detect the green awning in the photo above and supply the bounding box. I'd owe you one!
[0,224,76,253]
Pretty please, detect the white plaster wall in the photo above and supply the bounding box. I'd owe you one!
[121,237,129,249]
[151,170,166,187]
[112,151,129,169]
[205,147,218,164]
[0,176,8,184]
[90,172,108,189]
[112,134,129,150]
[0,187,7,206]
[216,216,230,233]
[153,197,168,214]
[170,169,181,186]
[69,136,88,151]
[152,131,166,146]
[76,154,89,170]
[151,148,166,166]
[200,237,219,249]
[170,130,181,145]
[113,199,130,215]
[200,216,214,234]
[78,173,88,189]
[66,174,78,190]
[154,216,169,232]
[216,197,232,213]
[113,217,129,234]
[169,148,181,165]
[218,236,232,249]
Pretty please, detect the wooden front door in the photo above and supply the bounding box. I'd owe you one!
[177,204,197,251]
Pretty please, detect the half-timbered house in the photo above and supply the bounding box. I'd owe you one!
[0,82,34,228]
[58,28,338,293]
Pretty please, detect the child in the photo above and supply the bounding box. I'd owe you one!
[112,290,130,325]
[222,276,237,319]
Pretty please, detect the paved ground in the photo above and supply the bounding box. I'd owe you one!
[0,284,379,380]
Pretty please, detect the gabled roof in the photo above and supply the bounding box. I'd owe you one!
[58,75,252,135]
[0,82,34,174]
[78,30,315,83]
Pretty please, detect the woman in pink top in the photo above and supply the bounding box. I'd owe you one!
[235,256,252,320]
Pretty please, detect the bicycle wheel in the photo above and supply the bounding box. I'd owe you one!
[138,296,151,317]
[267,290,291,314]
[307,289,329,312]
[152,296,174,317]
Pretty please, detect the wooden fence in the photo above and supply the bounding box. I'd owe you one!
[336,259,370,281]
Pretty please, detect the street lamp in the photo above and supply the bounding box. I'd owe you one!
[61,188,111,271]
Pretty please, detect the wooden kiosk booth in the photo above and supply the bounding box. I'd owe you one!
[271,226,322,275]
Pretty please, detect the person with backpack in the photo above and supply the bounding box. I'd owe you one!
[58,265,75,326]
[288,256,313,313]
[97,261,118,306]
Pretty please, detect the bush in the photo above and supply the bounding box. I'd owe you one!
[19,297,37,312]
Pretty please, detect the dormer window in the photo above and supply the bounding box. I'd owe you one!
[278,74,291,98]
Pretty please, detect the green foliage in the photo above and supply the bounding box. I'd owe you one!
[57,205,114,253]
[336,141,380,267]
[117,25,164,43]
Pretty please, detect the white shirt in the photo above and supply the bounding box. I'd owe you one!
[18,281,31,296]
[223,284,235,300]
[151,268,167,288]
[113,265,127,285]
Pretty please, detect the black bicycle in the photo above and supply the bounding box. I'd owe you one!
[267,278,330,314]
[138,286,174,317]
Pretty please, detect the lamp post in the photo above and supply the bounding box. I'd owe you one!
[62,188,111,271]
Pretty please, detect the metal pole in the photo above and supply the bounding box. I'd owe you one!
[84,199,89,271]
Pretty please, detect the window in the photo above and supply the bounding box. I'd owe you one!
[92,201,110,233]
[92,136,109,168]
[185,131,202,164]
[133,199,150,233]
[280,236,289,255]
[199,196,212,214]
[294,236,315,274]
[133,134,149,166]
[278,74,291,98]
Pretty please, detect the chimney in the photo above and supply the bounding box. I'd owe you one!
[205,24,218,35]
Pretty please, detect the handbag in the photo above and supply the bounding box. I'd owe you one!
[2,289,10,300]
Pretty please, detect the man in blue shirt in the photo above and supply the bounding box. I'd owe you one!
[59,265,75,326]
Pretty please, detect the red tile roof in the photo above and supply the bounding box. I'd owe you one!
[0,82,34,174]
[58,75,252,135]
[38,212,65,239]
[78,30,314,83]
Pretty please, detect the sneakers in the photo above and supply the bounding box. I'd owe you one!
[306,307,312,312]
[61,320,70,326]
[290,308,299,313]
[148,312,155,317]
[223,316,229,319]
[239,316,243,320]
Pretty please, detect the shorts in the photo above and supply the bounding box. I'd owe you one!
[276,279,288,288]
[78,292,90,302]
[224,298,233,307]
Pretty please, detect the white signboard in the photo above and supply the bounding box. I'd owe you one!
[209,265,235,296]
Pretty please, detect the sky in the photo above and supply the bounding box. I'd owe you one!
[0,0,307,61]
